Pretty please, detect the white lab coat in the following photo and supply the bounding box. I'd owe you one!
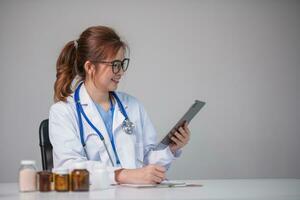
[49,84,180,183]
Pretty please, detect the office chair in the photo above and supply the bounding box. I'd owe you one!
[39,119,53,171]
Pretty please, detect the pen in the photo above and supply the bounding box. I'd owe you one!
[137,160,170,181]
[136,159,144,166]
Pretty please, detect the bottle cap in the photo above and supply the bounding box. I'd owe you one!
[20,160,36,165]
[73,162,86,169]
[53,168,69,175]
[38,170,52,176]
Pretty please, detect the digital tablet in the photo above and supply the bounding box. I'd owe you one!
[157,100,206,148]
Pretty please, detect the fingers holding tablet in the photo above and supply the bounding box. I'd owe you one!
[169,122,191,153]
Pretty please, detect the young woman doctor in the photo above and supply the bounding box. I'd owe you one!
[49,26,190,184]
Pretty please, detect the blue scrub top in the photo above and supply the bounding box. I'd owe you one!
[94,97,121,165]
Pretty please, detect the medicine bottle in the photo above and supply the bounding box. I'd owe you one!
[37,171,52,192]
[19,160,37,192]
[71,162,89,191]
[54,168,69,192]
[90,164,110,190]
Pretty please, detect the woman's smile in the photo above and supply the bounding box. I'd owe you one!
[111,77,121,84]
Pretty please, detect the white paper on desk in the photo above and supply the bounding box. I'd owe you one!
[120,180,186,188]
[161,180,186,185]
[120,183,157,188]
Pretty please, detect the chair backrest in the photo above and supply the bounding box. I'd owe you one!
[39,119,53,170]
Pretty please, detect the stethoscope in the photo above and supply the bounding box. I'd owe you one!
[74,82,135,167]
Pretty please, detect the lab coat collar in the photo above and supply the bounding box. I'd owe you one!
[78,84,117,162]
[78,84,128,133]
[78,83,129,112]
[77,84,129,164]
[78,84,110,140]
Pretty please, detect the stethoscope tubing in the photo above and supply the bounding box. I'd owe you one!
[74,82,133,167]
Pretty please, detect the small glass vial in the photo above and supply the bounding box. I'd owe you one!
[19,160,37,192]
[54,168,69,192]
[71,162,89,191]
[37,171,52,192]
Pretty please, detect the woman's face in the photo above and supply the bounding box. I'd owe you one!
[93,48,125,92]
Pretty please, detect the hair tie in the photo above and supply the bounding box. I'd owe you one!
[74,40,78,49]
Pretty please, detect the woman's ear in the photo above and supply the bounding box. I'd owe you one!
[84,61,96,75]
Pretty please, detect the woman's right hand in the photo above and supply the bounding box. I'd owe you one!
[115,164,166,184]
[136,164,166,184]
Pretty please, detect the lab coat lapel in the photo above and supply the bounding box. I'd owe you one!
[79,84,116,162]
[112,95,137,168]
[112,100,126,133]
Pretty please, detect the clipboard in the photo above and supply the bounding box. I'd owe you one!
[157,100,206,149]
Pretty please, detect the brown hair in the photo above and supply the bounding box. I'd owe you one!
[54,26,128,102]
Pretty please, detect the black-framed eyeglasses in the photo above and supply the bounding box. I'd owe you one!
[98,58,130,74]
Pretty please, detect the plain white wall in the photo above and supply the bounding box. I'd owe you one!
[0,0,299,182]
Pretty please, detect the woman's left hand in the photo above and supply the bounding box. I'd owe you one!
[169,122,190,154]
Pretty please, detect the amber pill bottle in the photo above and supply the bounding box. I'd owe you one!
[38,171,52,192]
[71,163,89,191]
[54,168,69,192]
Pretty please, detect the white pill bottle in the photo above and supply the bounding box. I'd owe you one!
[19,160,37,192]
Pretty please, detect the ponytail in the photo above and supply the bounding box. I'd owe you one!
[54,41,77,102]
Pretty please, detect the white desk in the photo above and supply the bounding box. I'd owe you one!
[0,179,299,200]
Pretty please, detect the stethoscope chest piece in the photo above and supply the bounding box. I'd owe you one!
[122,118,135,135]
